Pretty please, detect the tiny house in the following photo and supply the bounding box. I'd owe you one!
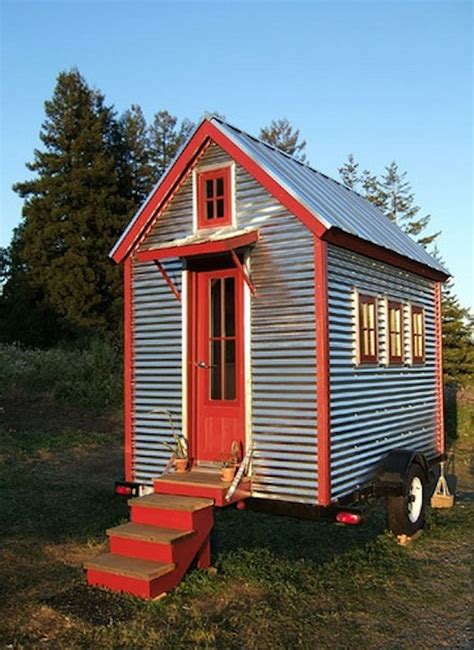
[86,118,448,598]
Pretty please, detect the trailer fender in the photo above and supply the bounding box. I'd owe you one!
[374,449,430,497]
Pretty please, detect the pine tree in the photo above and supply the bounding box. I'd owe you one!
[338,156,439,248]
[338,154,359,189]
[149,111,195,178]
[380,162,439,247]
[441,278,474,385]
[259,118,307,161]
[12,68,130,333]
[119,104,155,205]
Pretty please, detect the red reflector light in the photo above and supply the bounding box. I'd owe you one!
[116,485,133,496]
[336,511,362,525]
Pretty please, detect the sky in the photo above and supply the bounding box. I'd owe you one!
[1,0,472,308]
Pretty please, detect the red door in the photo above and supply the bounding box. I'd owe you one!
[191,267,245,462]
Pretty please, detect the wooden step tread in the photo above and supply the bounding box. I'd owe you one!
[128,493,214,511]
[85,553,175,580]
[106,522,195,544]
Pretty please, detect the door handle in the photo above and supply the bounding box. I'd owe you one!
[195,361,215,369]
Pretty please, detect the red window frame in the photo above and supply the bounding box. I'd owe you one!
[358,294,378,364]
[411,305,425,364]
[388,301,404,364]
[197,167,232,229]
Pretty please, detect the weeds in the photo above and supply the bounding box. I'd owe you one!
[0,338,122,411]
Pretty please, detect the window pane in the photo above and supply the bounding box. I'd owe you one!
[216,177,224,196]
[224,277,235,336]
[224,340,236,400]
[210,340,221,400]
[206,179,214,199]
[210,279,222,337]
[216,199,224,218]
[206,200,214,220]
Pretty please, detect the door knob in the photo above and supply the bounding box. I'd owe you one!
[195,361,215,369]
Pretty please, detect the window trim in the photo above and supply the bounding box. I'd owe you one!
[358,293,378,364]
[196,166,232,229]
[411,305,425,364]
[387,300,404,364]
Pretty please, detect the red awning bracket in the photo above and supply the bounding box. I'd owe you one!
[154,260,181,302]
[231,250,257,297]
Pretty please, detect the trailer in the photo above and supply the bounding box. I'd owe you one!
[85,118,449,599]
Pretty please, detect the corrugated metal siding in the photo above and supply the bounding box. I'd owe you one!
[327,244,438,500]
[132,258,183,483]
[132,143,318,501]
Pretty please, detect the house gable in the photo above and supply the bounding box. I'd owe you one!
[111,119,326,263]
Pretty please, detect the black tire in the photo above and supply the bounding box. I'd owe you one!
[386,463,427,536]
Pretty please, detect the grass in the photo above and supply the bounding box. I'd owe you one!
[0,338,122,411]
[0,399,472,648]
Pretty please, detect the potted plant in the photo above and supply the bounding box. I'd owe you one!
[219,441,241,482]
[161,433,189,473]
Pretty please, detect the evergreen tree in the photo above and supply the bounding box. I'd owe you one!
[259,118,307,161]
[12,68,130,333]
[441,278,474,385]
[380,162,439,247]
[149,111,194,178]
[119,104,155,205]
[338,154,359,189]
[338,156,439,247]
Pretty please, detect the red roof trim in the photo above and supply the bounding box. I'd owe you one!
[136,230,259,262]
[323,228,448,282]
[111,120,326,264]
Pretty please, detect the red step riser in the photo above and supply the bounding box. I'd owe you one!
[87,569,152,599]
[153,481,226,506]
[109,535,190,563]
[130,506,195,530]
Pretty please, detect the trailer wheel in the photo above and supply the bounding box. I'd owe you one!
[386,463,427,536]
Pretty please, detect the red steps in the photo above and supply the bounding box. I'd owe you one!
[85,494,214,599]
[153,470,251,507]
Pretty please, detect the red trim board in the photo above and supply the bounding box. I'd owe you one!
[314,237,331,506]
[435,282,445,455]
[323,228,448,283]
[123,257,134,481]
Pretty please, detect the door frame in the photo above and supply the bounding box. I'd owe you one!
[183,256,252,464]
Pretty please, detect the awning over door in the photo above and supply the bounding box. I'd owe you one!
[136,228,259,300]
[136,227,259,263]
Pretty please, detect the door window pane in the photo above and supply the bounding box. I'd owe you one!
[210,340,221,400]
[224,340,236,400]
[210,279,221,337]
[224,277,235,336]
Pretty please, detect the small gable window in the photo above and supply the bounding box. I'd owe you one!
[411,305,425,364]
[358,294,378,364]
[197,167,232,228]
[388,301,404,364]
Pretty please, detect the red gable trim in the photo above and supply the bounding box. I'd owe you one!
[137,230,259,262]
[323,228,448,282]
[111,120,326,264]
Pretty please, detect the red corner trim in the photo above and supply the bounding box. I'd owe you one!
[136,230,259,262]
[123,257,134,481]
[323,228,448,282]
[314,237,331,506]
[435,282,445,455]
[111,120,326,264]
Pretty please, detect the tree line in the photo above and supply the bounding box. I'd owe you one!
[0,68,472,385]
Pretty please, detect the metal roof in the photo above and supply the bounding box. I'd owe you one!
[211,118,447,275]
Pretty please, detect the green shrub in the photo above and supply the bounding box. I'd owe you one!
[0,338,122,411]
